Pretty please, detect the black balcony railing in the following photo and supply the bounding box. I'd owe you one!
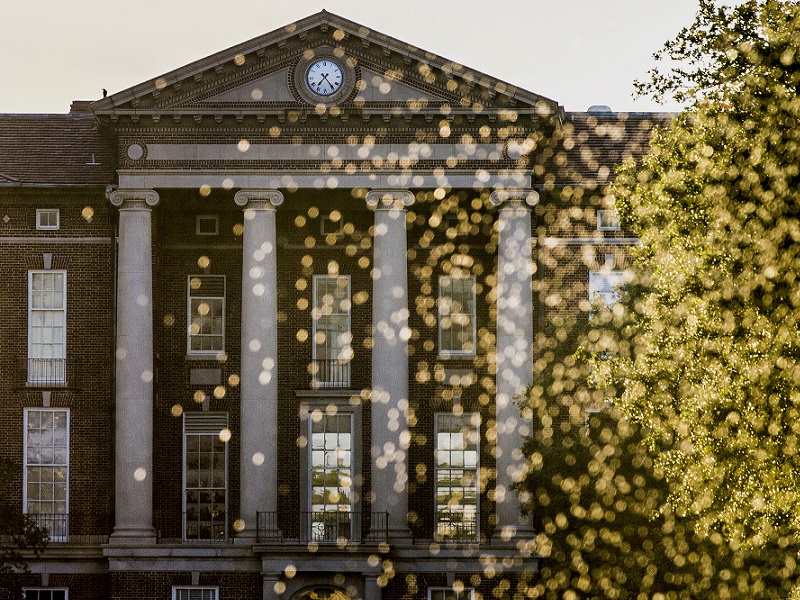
[312,359,350,388]
[154,509,230,542]
[22,358,71,388]
[27,513,69,542]
[435,518,478,542]
[256,511,388,544]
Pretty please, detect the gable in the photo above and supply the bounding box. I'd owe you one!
[91,11,563,121]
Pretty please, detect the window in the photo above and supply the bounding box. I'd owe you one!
[183,413,228,541]
[589,269,627,308]
[310,412,353,541]
[187,275,225,355]
[596,209,620,231]
[172,588,218,600]
[36,209,60,230]
[28,271,67,384]
[435,413,479,540]
[24,590,68,600]
[312,275,351,387]
[195,215,219,236]
[439,276,476,356]
[24,409,69,542]
[429,588,475,600]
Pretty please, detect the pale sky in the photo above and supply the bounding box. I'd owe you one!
[0,0,700,114]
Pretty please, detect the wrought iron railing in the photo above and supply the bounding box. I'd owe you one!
[312,359,350,388]
[154,509,229,542]
[256,511,388,544]
[24,358,69,387]
[435,518,478,542]
[27,513,69,542]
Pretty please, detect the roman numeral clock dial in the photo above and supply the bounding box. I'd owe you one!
[305,59,344,96]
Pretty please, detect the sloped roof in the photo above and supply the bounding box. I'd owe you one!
[0,113,114,186]
[538,112,671,186]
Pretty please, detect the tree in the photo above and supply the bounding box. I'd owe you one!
[0,459,48,600]
[606,0,800,550]
[518,325,798,599]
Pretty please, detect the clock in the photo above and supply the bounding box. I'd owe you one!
[293,50,355,105]
[305,59,344,97]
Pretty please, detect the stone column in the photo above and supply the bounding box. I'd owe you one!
[489,189,539,540]
[235,190,284,540]
[363,576,382,600]
[109,189,159,543]
[366,189,414,540]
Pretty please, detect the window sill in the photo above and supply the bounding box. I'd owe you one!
[185,353,227,362]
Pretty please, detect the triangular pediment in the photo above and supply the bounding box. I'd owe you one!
[91,11,563,121]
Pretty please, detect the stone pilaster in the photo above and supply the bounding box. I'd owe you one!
[366,189,414,540]
[489,188,539,540]
[109,189,159,543]
[234,189,283,540]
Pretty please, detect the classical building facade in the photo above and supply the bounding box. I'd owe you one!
[0,11,662,600]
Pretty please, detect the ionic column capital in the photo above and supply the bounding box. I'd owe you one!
[109,189,160,208]
[489,188,539,208]
[366,189,414,210]
[234,189,284,208]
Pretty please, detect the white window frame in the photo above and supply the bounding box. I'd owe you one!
[36,209,60,230]
[187,275,226,355]
[28,270,67,384]
[308,410,355,542]
[434,413,480,541]
[183,413,229,542]
[172,587,219,600]
[428,587,475,600]
[589,269,627,308]
[596,209,620,231]
[23,408,70,542]
[438,275,477,357]
[23,589,69,600]
[312,275,352,387]
[195,215,219,236]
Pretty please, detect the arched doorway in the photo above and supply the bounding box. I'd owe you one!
[293,587,351,600]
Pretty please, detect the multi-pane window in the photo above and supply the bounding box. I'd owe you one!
[172,588,218,600]
[435,413,479,540]
[429,588,475,600]
[589,269,626,308]
[28,271,67,384]
[183,413,228,541]
[312,275,351,387]
[24,409,69,542]
[24,590,68,600]
[187,275,225,355]
[36,208,60,230]
[310,413,353,541]
[438,276,476,356]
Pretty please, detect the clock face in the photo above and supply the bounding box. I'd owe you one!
[305,59,344,97]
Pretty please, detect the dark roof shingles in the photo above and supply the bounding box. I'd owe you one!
[0,114,115,185]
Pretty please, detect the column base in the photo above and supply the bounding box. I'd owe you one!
[109,527,157,546]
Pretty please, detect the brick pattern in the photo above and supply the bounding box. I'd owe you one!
[110,572,261,600]
[0,192,113,539]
